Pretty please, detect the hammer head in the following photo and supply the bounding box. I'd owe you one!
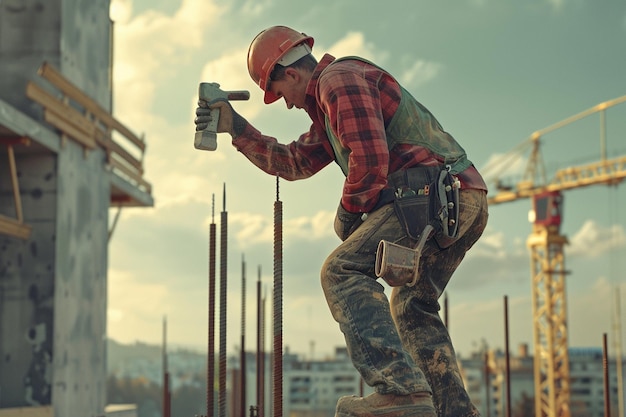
[194,82,250,151]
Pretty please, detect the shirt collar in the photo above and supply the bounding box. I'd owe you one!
[305,53,335,108]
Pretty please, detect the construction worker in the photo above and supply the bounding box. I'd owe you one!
[195,26,488,417]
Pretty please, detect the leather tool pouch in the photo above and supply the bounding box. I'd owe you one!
[389,165,460,247]
[390,166,442,241]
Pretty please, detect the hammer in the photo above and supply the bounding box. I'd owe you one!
[194,82,250,151]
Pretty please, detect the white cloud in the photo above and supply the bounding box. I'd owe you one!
[480,151,528,188]
[469,228,509,259]
[567,220,625,258]
[109,0,132,23]
[400,60,443,88]
[111,0,226,127]
[324,31,441,91]
[326,31,381,62]
[230,211,273,247]
[286,210,336,240]
[238,0,270,17]
[198,48,265,121]
[229,209,336,249]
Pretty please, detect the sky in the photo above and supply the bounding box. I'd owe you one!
[106,0,626,361]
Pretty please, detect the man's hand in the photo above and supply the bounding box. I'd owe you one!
[194,99,247,138]
[334,203,364,241]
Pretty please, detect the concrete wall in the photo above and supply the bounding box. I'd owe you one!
[0,144,109,416]
[0,153,57,407]
[0,0,113,416]
[0,0,112,116]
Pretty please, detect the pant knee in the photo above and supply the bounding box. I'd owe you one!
[320,253,338,294]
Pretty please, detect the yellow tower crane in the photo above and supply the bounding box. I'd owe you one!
[484,94,626,417]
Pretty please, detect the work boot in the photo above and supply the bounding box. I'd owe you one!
[335,392,437,417]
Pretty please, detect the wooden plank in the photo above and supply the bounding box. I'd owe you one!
[110,158,152,193]
[26,82,97,148]
[0,215,32,240]
[38,62,145,151]
[0,406,52,417]
[107,138,142,172]
[7,145,23,222]
[0,136,31,146]
[44,110,97,149]
[30,62,153,207]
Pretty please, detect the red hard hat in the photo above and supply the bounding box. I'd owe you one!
[247,26,314,104]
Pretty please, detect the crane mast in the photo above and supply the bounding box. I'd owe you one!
[527,191,570,417]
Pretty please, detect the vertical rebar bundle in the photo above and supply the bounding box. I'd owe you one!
[207,194,217,417]
[272,176,283,417]
[240,254,247,417]
[219,184,228,417]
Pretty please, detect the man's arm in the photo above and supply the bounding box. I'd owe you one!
[232,122,334,180]
[196,99,334,180]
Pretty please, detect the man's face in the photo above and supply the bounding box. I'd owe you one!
[268,68,307,110]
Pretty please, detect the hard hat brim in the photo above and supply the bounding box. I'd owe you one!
[264,90,280,104]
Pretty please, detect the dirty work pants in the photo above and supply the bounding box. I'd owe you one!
[321,188,488,417]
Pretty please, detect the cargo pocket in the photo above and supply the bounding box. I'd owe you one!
[393,193,433,241]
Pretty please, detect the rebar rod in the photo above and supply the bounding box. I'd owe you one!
[603,333,611,417]
[504,296,511,417]
[261,285,266,417]
[241,254,247,417]
[256,266,264,417]
[207,194,217,417]
[273,176,283,417]
[162,316,171,417]
[219,185,228,417]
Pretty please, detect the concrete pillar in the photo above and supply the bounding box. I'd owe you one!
[0,1,113,416]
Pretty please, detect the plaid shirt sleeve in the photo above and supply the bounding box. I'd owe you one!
[231,121,334,180]
[317,66,392,213]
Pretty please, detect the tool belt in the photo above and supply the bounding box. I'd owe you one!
[387,164,461,249]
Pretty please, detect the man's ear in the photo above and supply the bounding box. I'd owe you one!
[284,67,300,82]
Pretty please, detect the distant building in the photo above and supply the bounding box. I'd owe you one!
[459,344,625,417]
[283,347,374,417]
[568,347,624,417]
[227,346,373,417]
